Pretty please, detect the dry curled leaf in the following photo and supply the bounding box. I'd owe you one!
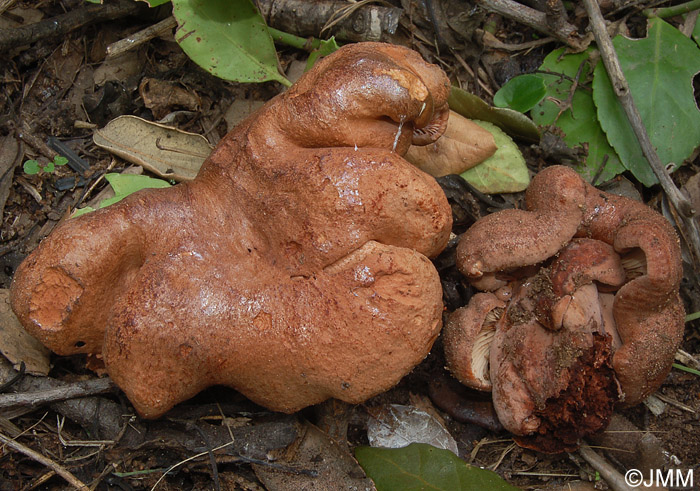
[0,289,50,375]
[93,115,212,181]
[139,77,201,120]
[405,110,496,177]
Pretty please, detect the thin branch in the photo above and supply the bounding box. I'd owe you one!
[0,377,115,410]
[107,15,178,58]
[0,432,89,490]
[582,0,700,266]
[0,0,17,16]
[0,0,141,52]
[475,0,589,50]
[578,443,634,491]
[643,0,700,18]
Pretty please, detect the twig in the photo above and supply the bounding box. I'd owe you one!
[489,442,515,471]
[475,0,589,50]
[477,29,555,51]
[150,441,236,491]
[19,121,57,161]
[0,361,25,392]
[0,0,141,52]
[680,8,700,37]
[545,0,569,34]
[0,377,115,410]
[653,392,696,413]
[257,0,401,43]
[582,0,700,266]
[0,0,16,16]
[190,424,221,491]
[0,432,89,490]
[578,443,634,491]
[107,16,177,58]
[643,0,700,18]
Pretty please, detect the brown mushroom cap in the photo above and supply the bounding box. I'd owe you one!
[10,43,453,418]
[450,165,685,449]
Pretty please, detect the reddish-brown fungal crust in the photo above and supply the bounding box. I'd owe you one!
[10,43,453,418]
[448,165,685,451]
[514,334,618,454]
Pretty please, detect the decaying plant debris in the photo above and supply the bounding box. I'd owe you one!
[1,0,699,489]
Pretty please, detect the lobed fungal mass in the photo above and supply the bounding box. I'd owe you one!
[445,165,684,453]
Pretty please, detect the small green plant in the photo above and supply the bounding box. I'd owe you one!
[495,18,700,187]
[673,363,700,377]
[87,0,339,85]
[23,155,69,175]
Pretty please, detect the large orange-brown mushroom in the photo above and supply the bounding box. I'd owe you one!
[10,43,453,418]
[446,165,684,452]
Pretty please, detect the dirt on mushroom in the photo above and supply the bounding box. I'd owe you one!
[445,165,685,452]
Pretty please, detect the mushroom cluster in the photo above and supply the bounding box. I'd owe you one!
[11,43,454,418]
[444,165,684,452]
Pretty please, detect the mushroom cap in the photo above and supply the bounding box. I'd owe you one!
[449,165,684,450]
[10,42,453,418]
[443,293,505,391]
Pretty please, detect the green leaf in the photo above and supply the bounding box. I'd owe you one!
[99,173,171,208]
[672,362,700,377]
[306,37,340,71]
[355,443,518,491]
[138,0,171,6]
[532,48,625,184]
[75,174,172,217]
[43,162,55,173]
[171,0,290,86]
[23,160,40,175]
[493,74,547,113]
[461,120,530,194]
[593,18,700,186]
[72,206,95,218]
[53,155,68,166]
[449,87,540,143]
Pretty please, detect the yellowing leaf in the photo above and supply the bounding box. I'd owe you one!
[93,115,211,181]
[461,121,530,194]
[405,111,497,177]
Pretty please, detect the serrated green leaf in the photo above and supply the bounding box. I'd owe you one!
[532,47,625,183]
[54,155,68,166]
[461,120,530,193]
[493,74,547,113]
[23,160,40,175]
[171,0,290,86]
[593,18,700,186]
[355,443,518,491]
[449,87,540,143]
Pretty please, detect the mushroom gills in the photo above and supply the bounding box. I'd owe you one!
[471,307,503,386]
